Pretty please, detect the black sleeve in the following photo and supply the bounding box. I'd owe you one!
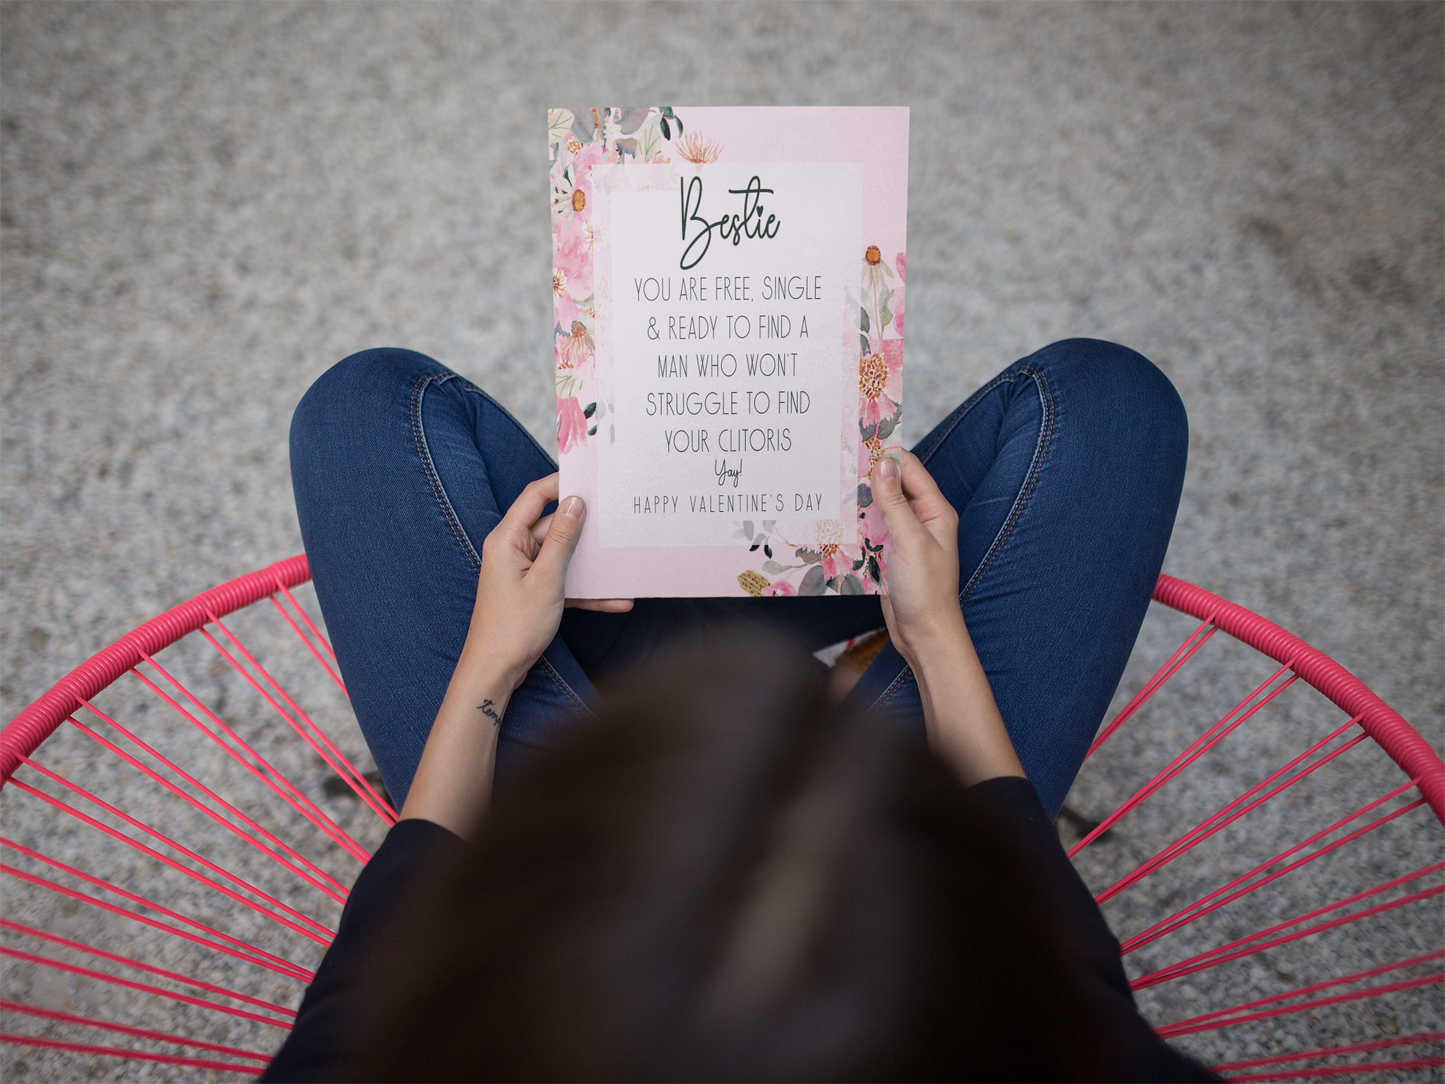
[964,776,1219,1082]
[261,818,465,1083]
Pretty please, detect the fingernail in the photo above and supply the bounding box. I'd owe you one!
[876,456,899,482]
[561,495,584,520]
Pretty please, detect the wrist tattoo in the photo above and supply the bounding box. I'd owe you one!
[478,698,502,728]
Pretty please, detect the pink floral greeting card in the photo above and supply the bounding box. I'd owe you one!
[549,106,908,598]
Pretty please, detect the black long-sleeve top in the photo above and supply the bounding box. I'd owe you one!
[262,778,1214,1082]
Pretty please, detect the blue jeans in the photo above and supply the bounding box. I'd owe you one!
[290,340,1186,819]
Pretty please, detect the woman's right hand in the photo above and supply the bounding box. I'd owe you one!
[868,452,966,672]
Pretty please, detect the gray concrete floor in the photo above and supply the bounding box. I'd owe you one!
[2,2,1441,1080]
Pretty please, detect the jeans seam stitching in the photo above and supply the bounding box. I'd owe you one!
[410,372,482,572]
[539,655,595,716]
[914,370,1020,468]
[868,366,1055,712]
[454,380,559,471]
[411,370,591,720]
[958,365,1054,605]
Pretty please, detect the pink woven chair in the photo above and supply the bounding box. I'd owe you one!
[1,558,1440,1080]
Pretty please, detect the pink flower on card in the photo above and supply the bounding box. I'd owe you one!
[565,160,600,226]
[553,142,603,224]
[557,396,588,453]
[895,252,906,282]
[795,542,850,584]
[859,499,891,552]
[555,321,594,371]
[762,579,796,597]
[817,543,850,582]
[553,266,578,329]
[575,140,605,173]
[554,228,592,304]
[859,338,903,429]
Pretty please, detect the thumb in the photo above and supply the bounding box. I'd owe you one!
[531,494,586,584]
[870,455,924,542]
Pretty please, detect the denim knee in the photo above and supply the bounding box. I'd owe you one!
[1023,338,1188,472]
[291,348,455,471]
[294,348,450,431]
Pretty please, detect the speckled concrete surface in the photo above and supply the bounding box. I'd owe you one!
[2,2,1441,1080]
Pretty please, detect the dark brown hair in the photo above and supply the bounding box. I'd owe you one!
[356,633,1117,1081]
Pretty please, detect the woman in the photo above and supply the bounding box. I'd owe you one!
[264,338,1209,1080]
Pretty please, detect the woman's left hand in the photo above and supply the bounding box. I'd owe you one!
[401,475,629,835]
[465,473,631,693]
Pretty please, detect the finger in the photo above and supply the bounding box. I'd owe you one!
[897,452,957,531]
[530,494,587,585]
[870,455,930,547]
[566,598,635,612]
[530,514,553,551]
[499,474,561,538]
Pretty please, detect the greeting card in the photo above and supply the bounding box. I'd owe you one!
[549,106,908,597]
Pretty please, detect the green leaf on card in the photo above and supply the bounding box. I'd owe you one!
[635,118,663,162]
[799,565,826,596]
[548,109,575,146]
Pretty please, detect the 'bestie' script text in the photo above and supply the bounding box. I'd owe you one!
[679,175,782,271]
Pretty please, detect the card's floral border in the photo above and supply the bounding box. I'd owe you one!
[548,106,904,597]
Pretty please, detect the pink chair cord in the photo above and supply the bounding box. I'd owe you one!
[268,587,347,696]
[1087,616,1218,759]
[198,615,395,824]
[1121,784,1427,955]
[0,1000,271,1062]
[10,761,335,944]
[0,1034,263,1076]
[0,918,294,1018]
[0,947,292,1030]
[1096,717,1367,905]
[1069,665,1297,857]
[65,710,348,902]
[133,655,370,863]
[1211,1033,1445,1076]
[1160,950,1444,1037]
[1,841,313,981]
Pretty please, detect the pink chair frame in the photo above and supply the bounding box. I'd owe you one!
[1,559,1441,1079]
